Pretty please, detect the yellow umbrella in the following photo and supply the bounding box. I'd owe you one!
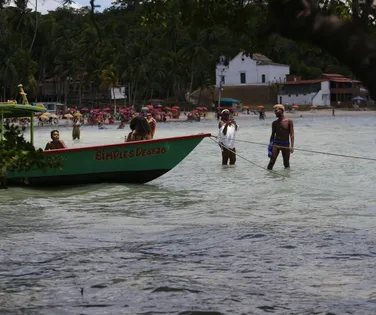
[74,112,82,117]
[50,114,58,119]
[40,115,49,120]
[64,114,73,119]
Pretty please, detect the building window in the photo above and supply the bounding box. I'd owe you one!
[261,74,266,83]
[240,72,246,84]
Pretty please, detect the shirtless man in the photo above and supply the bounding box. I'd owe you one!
[267,104,294,170]
[45,130,67,150]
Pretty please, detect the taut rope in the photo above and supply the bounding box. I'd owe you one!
[209,136,289,178]
[211,136,376,162]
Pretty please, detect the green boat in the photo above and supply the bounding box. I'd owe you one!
[2,86,211,186]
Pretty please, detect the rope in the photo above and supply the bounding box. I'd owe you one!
[209,136,289,178]
[211,136,376,162]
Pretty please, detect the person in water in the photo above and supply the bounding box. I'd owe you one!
[72,117,81,140]
[126,114,151,142]
[45,130,67,150]
[218,109,238,165]
[267,104,294,170]
[146,112,157,138]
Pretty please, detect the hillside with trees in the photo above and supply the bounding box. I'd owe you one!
[0,0,373,105]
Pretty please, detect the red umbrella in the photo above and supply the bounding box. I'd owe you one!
[201,107,208,111]
[196,107,203,111]
[103,108,111,111]
[172,106,179,109]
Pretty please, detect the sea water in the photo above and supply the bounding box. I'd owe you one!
[0,114,375,314]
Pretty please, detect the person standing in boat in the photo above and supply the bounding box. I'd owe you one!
[267,104,294,170]
[72,117,81,140]
[45,130,67,150]
[218,109,238,165]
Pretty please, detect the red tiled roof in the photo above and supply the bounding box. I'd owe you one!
[283,79,327,85]
[330,78,360,83]
[322,73,343,77]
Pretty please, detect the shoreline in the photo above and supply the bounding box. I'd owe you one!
[19,109,376,130]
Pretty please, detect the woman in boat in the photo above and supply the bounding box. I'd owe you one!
[45,130,67,150]
[126,116,151,142]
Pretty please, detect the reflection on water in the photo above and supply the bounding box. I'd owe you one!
[1,115,376,314]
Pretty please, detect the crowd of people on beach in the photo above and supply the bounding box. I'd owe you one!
[43,103,294,170]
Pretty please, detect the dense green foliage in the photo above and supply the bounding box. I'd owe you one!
[0,0,370,105]
[0,124,63,188]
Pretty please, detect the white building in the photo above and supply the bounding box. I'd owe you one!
[216,53,290,87]
[110,86,127,100]
[277,79,331,106]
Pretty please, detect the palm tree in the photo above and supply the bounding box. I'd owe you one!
[99,65,120,114]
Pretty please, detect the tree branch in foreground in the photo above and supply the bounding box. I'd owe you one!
[269,0,376,100]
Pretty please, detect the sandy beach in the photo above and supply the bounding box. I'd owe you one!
[236,108,376,119]
[29,108,376,129]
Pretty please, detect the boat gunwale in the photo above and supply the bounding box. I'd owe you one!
[42,133,212,155]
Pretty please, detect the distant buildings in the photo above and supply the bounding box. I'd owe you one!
[216,53,290,87]
[277,74,369,107]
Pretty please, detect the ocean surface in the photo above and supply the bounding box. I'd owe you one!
[1,114,376,315]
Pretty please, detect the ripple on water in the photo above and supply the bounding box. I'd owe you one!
[1,117,376,314]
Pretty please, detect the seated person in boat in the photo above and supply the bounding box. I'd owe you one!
[45,130,67,150]
[126,115,151,142]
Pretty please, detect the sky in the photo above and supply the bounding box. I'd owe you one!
[30,0,114,14]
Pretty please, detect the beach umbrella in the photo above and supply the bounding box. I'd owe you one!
[40,114,49,120]
[64,114,73,119]
[80,108,89,111]
[74,112,82,117]
[243,105,249,109]
[201,107,208,111]
[257,105,264,109]
[50,114,58,118]
[292,105,299,109]
[351,96,366,101]
[310,106,317,109]
[196,107,203,110]
[172,106,179,109]
[103,107,111,111]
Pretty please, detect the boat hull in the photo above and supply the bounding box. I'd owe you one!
[7,133,210,186]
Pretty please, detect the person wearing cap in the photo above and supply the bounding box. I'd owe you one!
[267,104,294,170]
[218,109,238,165]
